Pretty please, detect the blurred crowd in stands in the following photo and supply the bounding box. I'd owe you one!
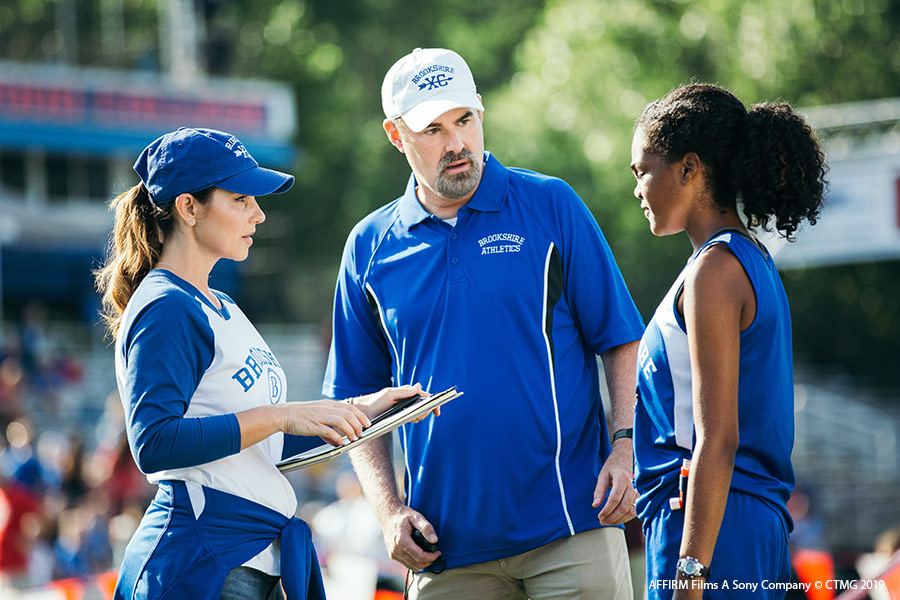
[0,302,149,592]
[0,302,401,597]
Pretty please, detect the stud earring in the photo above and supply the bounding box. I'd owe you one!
[189,221,195,226]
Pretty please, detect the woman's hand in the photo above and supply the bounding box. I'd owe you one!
[279,400,371,447]
[349,383,431,420]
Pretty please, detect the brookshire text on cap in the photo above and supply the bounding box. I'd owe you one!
[381,48,484,133]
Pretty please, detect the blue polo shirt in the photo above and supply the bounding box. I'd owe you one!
[324,153,644,569]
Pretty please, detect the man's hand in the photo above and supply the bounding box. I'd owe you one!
[350,383,427,419]
[381,506,442,571]
[592,441,638,525]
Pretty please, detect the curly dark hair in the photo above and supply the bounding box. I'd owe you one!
[635,84,827,240]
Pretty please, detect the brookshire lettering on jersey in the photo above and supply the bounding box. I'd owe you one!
[232,347,282,393]
[478,233,525,246]
[478,233,525,255]
[638,340,658,380]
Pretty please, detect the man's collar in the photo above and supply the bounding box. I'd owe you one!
[466,152,507,213]
[397,152,508,231]
[397,174,431,229]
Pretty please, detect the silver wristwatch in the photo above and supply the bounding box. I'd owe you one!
[676,556,711,579]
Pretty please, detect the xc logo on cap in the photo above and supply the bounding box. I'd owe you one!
[419,74,454,91]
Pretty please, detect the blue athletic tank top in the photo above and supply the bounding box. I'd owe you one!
[633,230,795,529]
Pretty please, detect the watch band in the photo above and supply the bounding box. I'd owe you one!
[612,428,633,443]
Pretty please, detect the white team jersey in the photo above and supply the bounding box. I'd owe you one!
[116,269,296,575]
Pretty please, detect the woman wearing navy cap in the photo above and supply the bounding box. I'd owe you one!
[95,128,423,600]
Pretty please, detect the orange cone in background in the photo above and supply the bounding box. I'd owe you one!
[794,548,836,600]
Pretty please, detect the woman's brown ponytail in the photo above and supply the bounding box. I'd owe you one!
[94,184,175,338]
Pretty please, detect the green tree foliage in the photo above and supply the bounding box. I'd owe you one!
[2,0,898,383]
[485,0,900,385]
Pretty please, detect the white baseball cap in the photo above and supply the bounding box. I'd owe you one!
[381,48,484,133]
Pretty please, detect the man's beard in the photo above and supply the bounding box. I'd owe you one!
[435,148,481,200]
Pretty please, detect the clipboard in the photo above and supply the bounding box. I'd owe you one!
[277,386,462,473]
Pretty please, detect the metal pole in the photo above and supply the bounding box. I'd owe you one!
[160,0,203,84]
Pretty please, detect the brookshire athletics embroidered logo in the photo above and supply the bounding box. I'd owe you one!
[411,64,455,91]
[477,232,525,255]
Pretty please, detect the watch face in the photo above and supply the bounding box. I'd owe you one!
[678,558,706,578]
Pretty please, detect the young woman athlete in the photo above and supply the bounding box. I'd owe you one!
[630,84,827,599]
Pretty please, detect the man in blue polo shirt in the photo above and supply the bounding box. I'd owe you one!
[323,47,645,599]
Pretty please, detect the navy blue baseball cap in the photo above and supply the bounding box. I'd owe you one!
[133,127,294,205]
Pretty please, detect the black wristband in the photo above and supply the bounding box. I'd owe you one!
[612,428,633,443]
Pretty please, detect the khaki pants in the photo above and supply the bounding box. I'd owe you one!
[409,527,633,600]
